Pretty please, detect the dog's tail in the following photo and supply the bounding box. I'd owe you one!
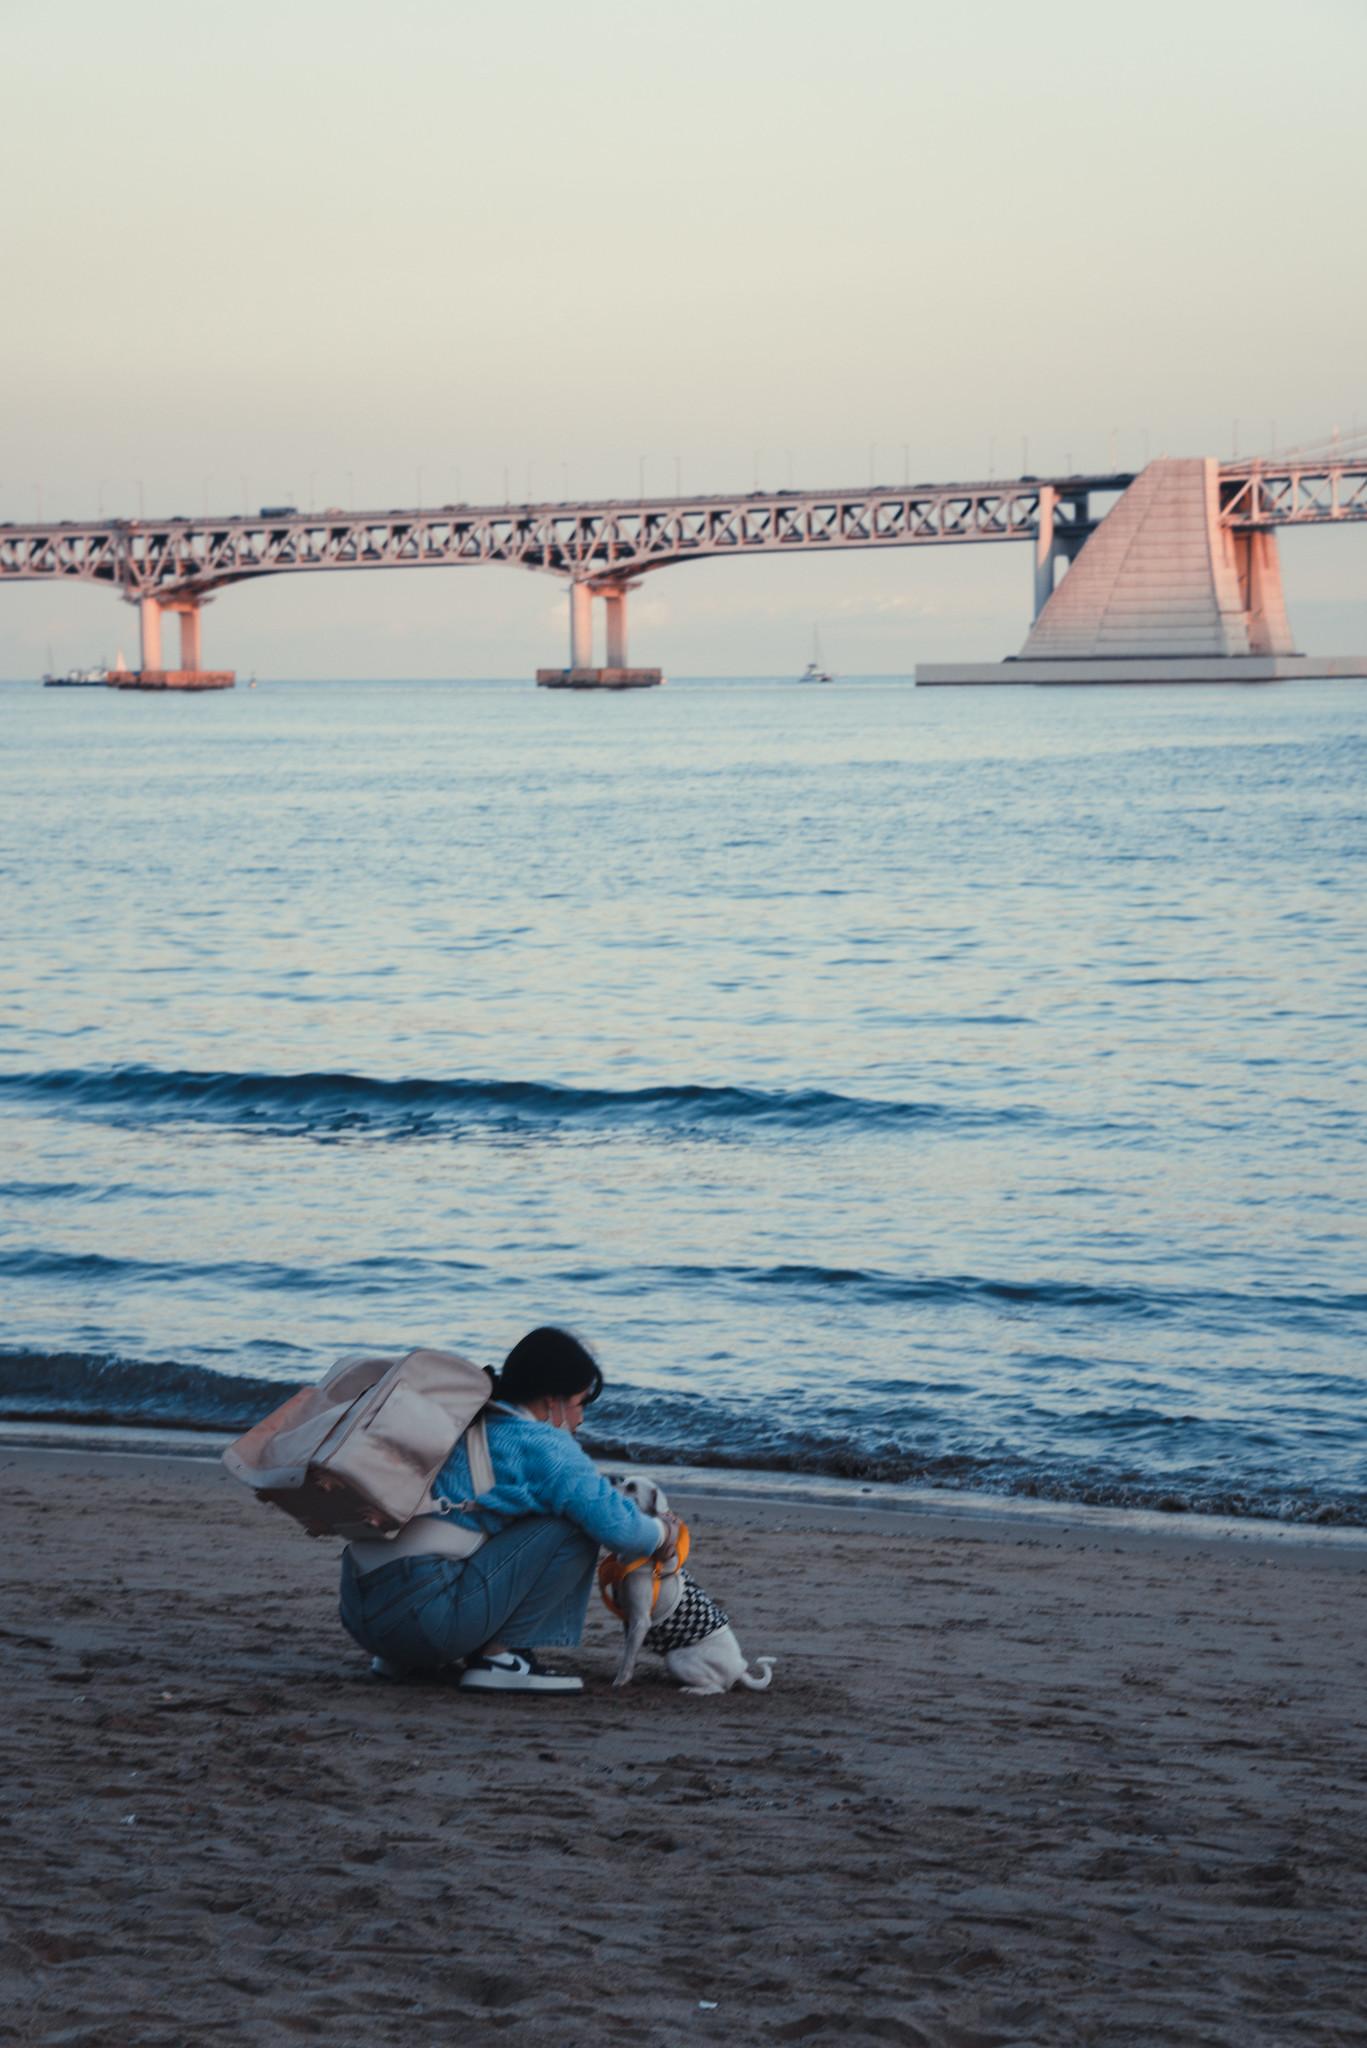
[737,1656,776,1690]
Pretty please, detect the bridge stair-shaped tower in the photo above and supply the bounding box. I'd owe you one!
[1024,457,1292,663]
[918,456,1366,685]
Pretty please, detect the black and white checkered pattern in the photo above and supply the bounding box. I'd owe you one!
[643,1569,729,1655]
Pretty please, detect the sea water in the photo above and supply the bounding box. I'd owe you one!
[1,675,1363,1523]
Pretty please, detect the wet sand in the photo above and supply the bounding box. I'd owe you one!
[2,1444,1366,2046]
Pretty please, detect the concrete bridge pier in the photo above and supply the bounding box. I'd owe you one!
[139,595,163,673]
[1032,483,1092,618]
[604,585,629,668]
[121,594,233,691]
[175,602,202,672]
[1229,529,1293,656]
[1032,486,1058,619]
[538,577,662,690]
[569,580,594,668]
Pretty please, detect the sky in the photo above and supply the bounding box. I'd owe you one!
[2,0,1364,678]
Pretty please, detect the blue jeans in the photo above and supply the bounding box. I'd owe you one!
[338,1515,598,1673]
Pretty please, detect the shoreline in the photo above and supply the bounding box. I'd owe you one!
[5,1418,1365,1559]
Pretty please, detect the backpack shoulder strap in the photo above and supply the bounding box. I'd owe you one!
[417,1407,498,1522]
[464,1410,495,1497]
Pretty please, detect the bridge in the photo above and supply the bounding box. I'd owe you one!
[3,435,1365,687]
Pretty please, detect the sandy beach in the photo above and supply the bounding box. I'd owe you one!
[3,1444,1366,2047]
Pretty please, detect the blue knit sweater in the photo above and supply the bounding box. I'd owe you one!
[433,1405,663,1559]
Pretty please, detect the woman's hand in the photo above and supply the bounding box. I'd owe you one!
[654,1511,683,1558]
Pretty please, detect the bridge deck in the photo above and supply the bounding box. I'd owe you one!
[2,461,1361,608]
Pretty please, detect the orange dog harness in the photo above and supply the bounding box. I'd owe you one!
[597,1523,690,1621]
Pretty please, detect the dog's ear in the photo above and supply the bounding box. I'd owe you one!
[607,1472,623,1487]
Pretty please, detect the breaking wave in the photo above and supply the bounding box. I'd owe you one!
[0,1064,1037,1140]
[2,1347,1362,1528]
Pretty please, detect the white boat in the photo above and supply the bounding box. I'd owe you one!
[42,662,110,688]
[799,627,833,683]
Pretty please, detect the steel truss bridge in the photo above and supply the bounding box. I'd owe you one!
[3,442,1365,681]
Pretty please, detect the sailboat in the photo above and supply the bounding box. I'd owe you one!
[799,627,833,683]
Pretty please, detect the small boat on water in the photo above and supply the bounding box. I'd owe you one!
[799,627,833,683]
[42,663,110,688]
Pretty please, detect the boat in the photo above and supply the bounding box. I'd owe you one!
[42,663,110,688]
[799,627,833,683]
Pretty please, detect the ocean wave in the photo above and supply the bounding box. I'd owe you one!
[648,1261,1366,1326]
[588,1389,1367,1526]
[0,1349,288,1432]
[1,1348,1361,1528]
[0,1064,1036,1140]
[0,1248,480,1291]
[0,1179,194,1205]
[3,1238,1361,1331]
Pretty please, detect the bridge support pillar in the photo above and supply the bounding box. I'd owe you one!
[119,592,232,689]
[1032,486,1058,618]
[537,577,662,689]
[1229,528,1294,655]
[604,586,628,668]
[139,597,163,674]
[569,580,594,668]
[176,604,203,672]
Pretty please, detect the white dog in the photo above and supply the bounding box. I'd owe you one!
[606,1476,776,1696]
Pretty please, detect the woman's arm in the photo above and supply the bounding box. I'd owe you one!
[530,1429,666,1556]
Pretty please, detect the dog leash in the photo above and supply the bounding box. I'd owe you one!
[598,1523,691,1621]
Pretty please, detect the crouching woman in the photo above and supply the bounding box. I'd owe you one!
[338,1326,676,1694]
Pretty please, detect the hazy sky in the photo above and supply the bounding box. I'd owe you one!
[3,0,1364,676]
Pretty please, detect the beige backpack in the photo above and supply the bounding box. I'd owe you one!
[222,1348,496,1543]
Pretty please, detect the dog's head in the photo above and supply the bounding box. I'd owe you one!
[610,1473,671,1519]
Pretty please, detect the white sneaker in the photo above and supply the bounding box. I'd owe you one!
[459,1650,583,1694]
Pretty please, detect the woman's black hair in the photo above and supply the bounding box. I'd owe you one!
[494,1326,603,1407]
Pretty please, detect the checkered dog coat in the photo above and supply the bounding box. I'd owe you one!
[643,1569,729,1656]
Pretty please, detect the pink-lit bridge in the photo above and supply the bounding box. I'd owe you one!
[4,434,1365,687]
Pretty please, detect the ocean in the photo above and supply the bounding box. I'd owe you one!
[2,674,1364,1524]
